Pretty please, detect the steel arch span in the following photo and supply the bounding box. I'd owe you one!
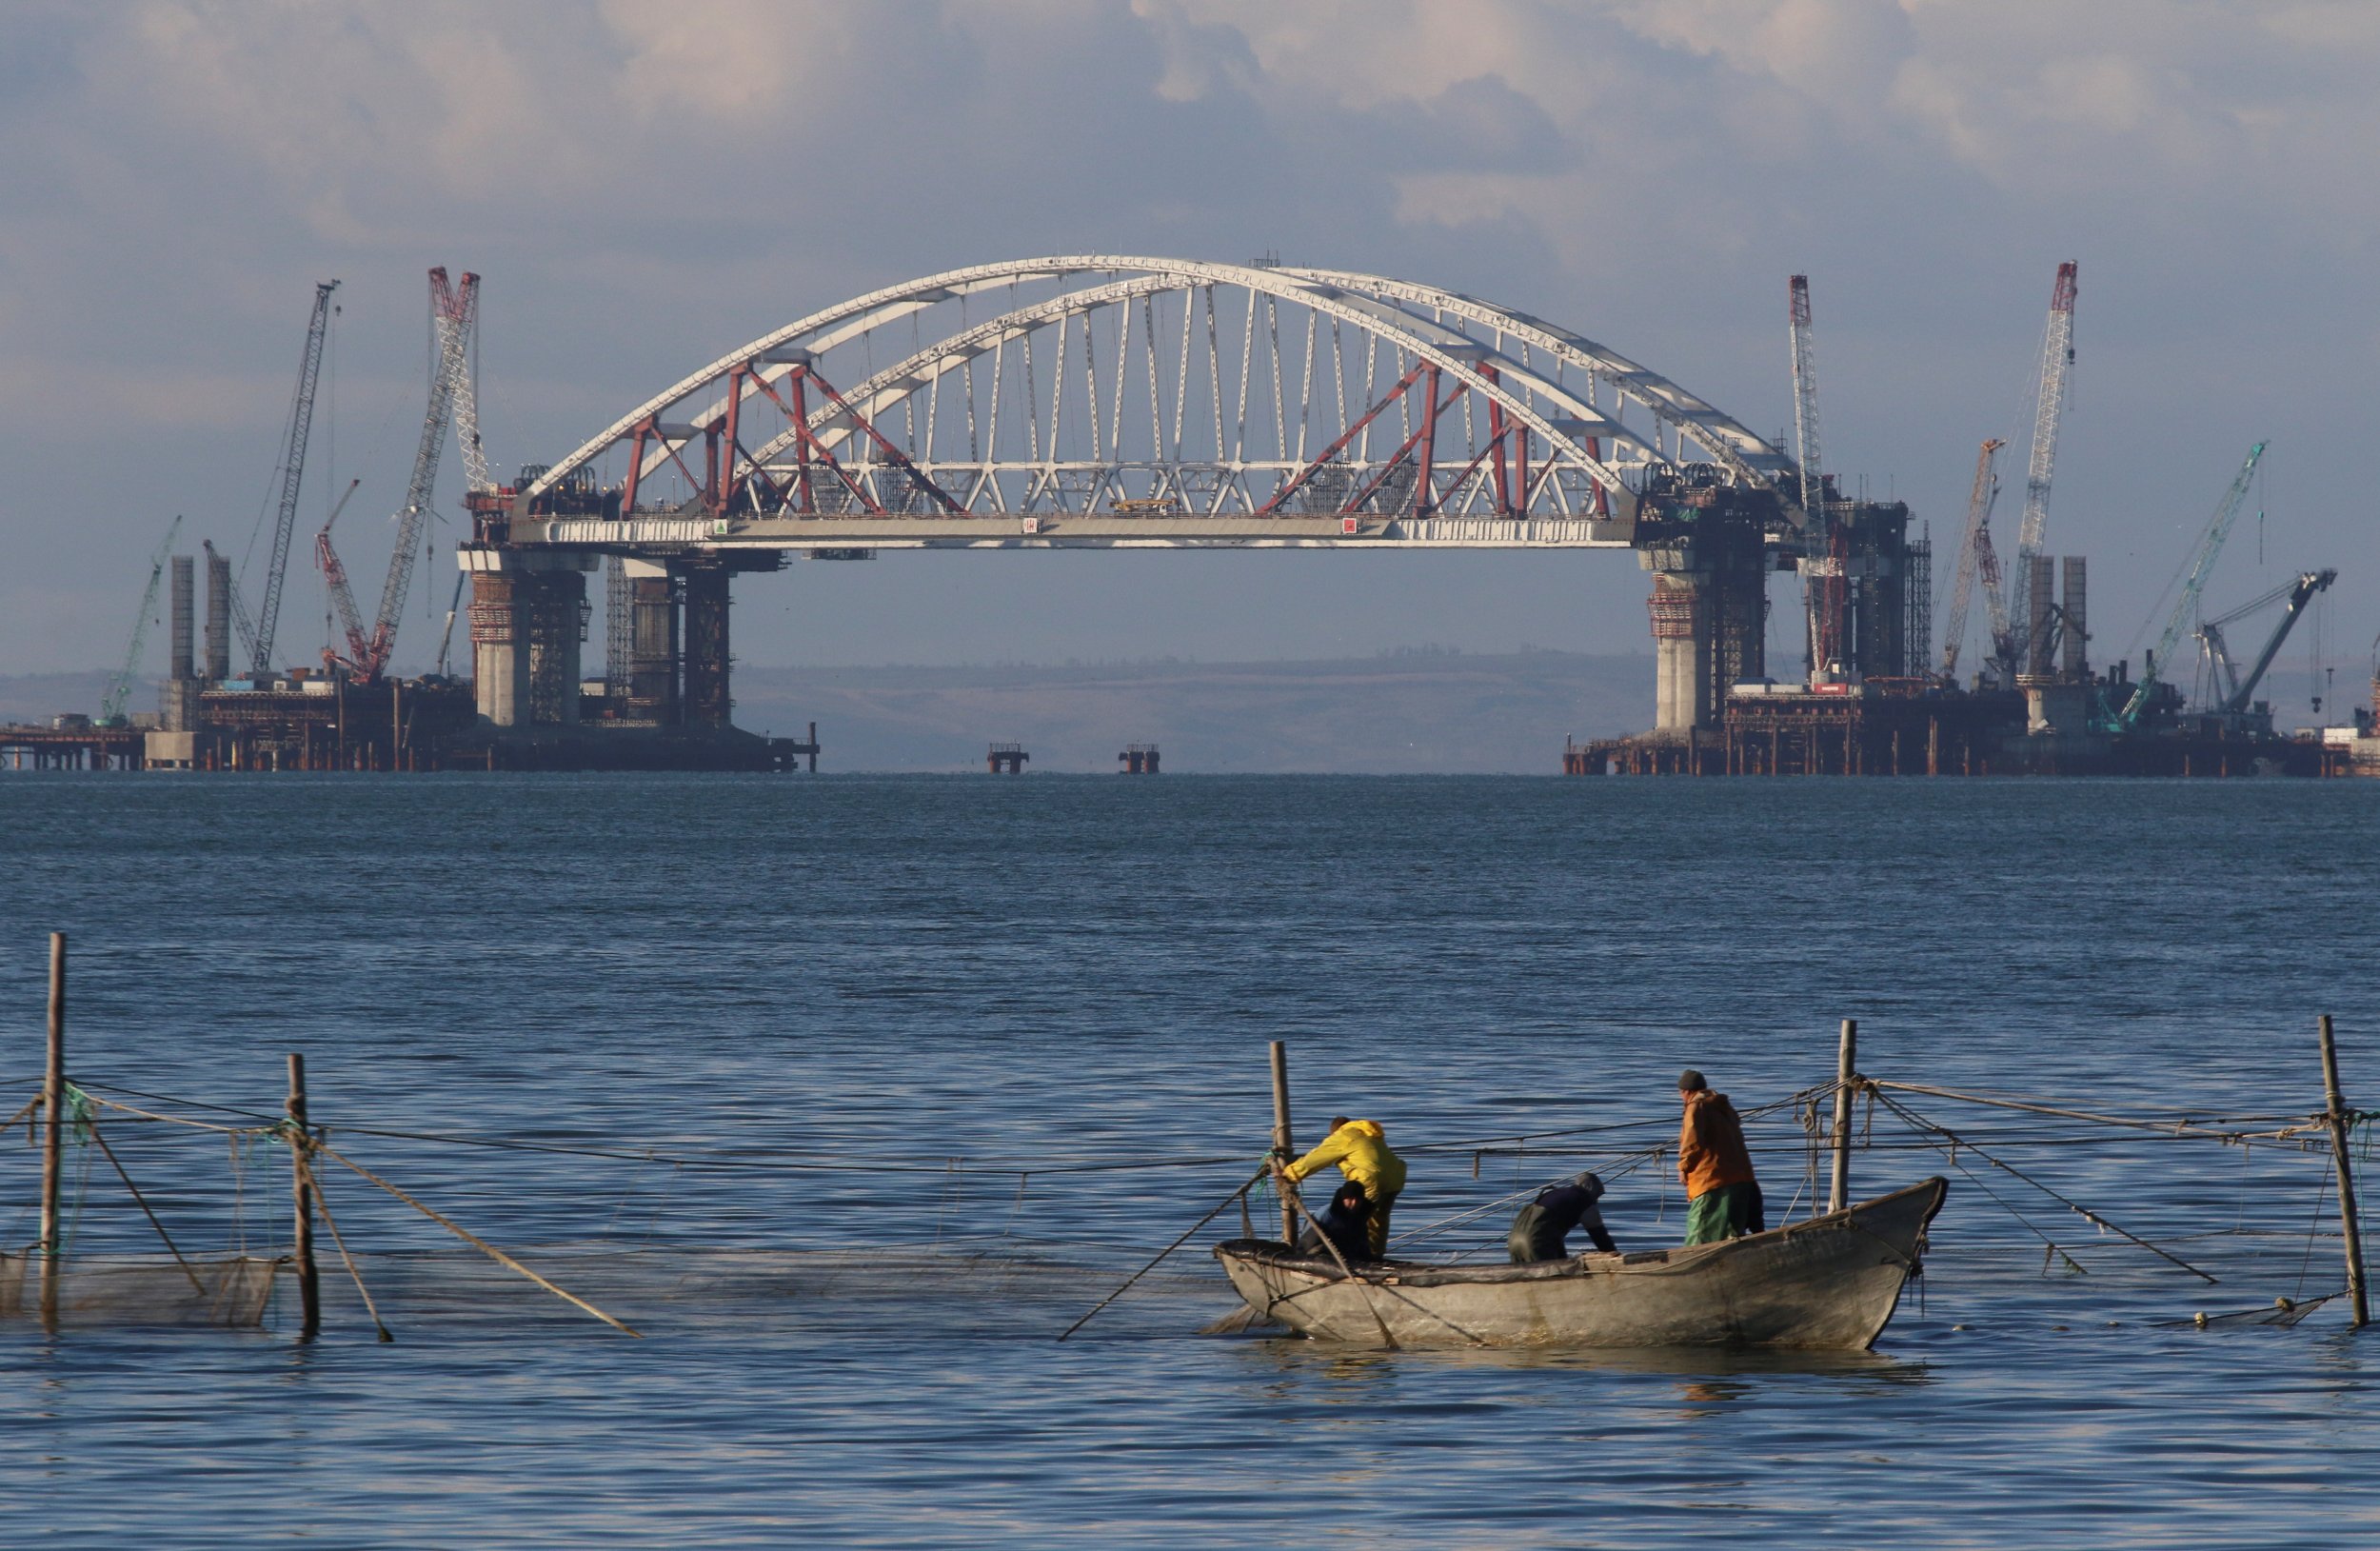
[498,255,1797,554]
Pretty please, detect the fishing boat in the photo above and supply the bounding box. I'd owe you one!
[1213,1177,1947,1350]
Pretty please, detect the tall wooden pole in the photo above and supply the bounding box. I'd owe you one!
[2319,1015,2369,1328]
[288,1052,321,1338]
[39,932,66,1322]
[1269,1041,1296,1243]
[1828,1018,1857,1215]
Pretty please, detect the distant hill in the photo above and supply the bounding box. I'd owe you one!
[729,651,1652,773]
[1,652,1656,773]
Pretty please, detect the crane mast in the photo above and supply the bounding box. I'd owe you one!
[253,280,339,677]
[319,268,477,682]
[1788,275,1844,677]
[1937,438,2006,679]
[2116,441,2267,728]
[101,516,184,725]
[2007,261,2077,674]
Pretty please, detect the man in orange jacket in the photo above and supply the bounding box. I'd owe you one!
[1676,1069,1763,1244]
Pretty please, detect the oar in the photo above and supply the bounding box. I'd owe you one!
[1059,1166,1269,1342]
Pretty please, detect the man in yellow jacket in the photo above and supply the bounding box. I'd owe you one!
[1279,1116,1408,1258]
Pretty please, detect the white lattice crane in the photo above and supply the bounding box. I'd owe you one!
[250,280,338,676]
[1788,275,1845,676]
[1936,439,2005,679]
[316,268,478,680]
[2005,261,2077,675]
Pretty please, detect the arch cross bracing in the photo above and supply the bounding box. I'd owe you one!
[513,256,1792,553]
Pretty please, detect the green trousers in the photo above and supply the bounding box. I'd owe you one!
[1685,1182,1762,1244]
[1361,1189,1398,1258]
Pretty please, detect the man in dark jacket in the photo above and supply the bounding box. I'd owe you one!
[1507,1172,1619,1263]
[1295,1181,1375,1264]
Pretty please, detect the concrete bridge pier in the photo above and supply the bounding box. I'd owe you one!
[462,548,596,728]
[1640,519,1768,736]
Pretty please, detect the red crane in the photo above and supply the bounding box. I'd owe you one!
[318,268,478,680]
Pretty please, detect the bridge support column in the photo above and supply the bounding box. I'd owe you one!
[1644,562,1710,735]
[683,565,731,726]
[462,547,596,728]
[626,562,679,724]
[469,573,526,727]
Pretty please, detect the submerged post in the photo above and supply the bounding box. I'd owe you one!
[1829,1018,1857,1215]
[39,932,66,1319]
[2319,1015,2369,1329]
[288,1052,321,1338]
[1269,1041,1295,1243]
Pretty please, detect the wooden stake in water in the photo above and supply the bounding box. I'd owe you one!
[288,1052,321,1339]
[2318,1014,2369,1329]
[1829,1019,1857,1215]
[40,932,66,1323]
[1270,1041,1295,1243]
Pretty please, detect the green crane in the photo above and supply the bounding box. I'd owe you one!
[2114,441,2266,730]
[100,515,184,726]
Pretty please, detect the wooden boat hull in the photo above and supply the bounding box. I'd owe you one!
[1214,1177,1946,1350]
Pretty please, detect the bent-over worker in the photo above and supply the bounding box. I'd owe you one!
[1279,1115,1407,1258]
[1293,1181,1375,1264]
[1676,1069,1763,1244]
[1507,1171,1618,1263]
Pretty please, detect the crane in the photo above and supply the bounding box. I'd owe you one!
[1787,275,1845,677]
[314,268,476,680]
[251,280,339,677]
[313,477,368,670]
[2114,441,2268,729]
[100,516,183,725]
[2199,567,2336,714]
[363,268,477,679]
[2005,262,2077,675]
[1937,439,2006,679]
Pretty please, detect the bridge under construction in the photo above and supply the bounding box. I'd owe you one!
[22,253,2371,774]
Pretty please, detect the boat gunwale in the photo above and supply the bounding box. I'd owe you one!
[1213,1176,1948,1290]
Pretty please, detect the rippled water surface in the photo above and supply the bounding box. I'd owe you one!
[2,773,2375,1547]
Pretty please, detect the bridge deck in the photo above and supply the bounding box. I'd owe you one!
[513,513,1637,552]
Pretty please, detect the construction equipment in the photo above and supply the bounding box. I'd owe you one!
[2003,262,2077,678]
[316,268,477,680]
[203,541,259,669]
[251,281,339,677]
[1787,275,1846,677]
[100,516,183,725]
[2199,568,2337,714]
[1937,439,2006,679]
[313,478,367,671]
[2115,441,2268,729]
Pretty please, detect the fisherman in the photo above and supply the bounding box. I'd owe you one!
[1277,1115,1408,1258]
[1506,1171,1618,1263]
[1676,1069,1764,1244]
[1293,1181,1375,1264]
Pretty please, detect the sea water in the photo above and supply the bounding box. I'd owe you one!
[0,773,2373,1547]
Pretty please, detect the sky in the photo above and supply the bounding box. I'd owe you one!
[3,0,2374,709]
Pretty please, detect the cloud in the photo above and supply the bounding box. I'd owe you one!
[1,0,2375,676]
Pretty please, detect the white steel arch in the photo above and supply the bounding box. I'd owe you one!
[519,257,1789,532]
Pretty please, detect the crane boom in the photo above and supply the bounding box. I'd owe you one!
[355,268,476,680]
[2008,261,2077,672]
[102,516,183,724]
[2117,441,2267,728]
[311,477,369,669]
[1938,438,2005,677]
[203,540,260,668]
[253,280,339,676]
[2220,567,2336,714]
[1788,275,1845,675]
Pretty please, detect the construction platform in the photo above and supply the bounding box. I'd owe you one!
[1568,679,2371,778]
